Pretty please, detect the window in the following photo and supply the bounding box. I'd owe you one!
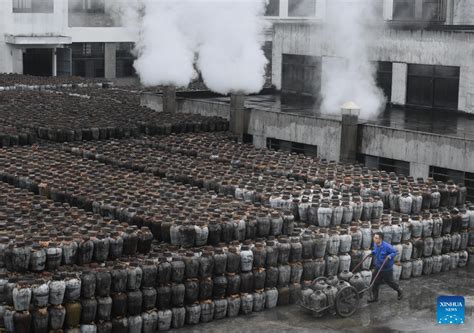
[392,0,446,22]
[69,0,105,13]
[407,64,459,110]
[116,43,136,78]
[429,167,474,202]
[393,0,415,20]
[265,0,280,16]
[13,0,53,13]
[376,62,393,102]
[357,154,410,176]
[267,138,318,157]
[71,43,105,78]
[243,134,253,144]
[288,0,316,17]
[282,54,321,99]
[68,0,114,27]
[422,0,444,21]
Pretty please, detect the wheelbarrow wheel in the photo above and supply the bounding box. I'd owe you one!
[335,286,360,318]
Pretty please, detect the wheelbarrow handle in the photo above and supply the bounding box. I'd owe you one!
[368,256,390,289]
[350,253,372,273]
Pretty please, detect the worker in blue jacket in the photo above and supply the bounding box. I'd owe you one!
[368,232,403,303]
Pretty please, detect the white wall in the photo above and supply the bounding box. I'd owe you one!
[272,22,474,113]
[6,0,67,36]
[453,0,474,25]
[67,27,136,43]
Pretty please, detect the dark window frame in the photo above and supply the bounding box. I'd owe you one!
[13,0,54,13]
[116,42,136,78]
[281,54,321,99]
[406,64,459,110]
[267,138,317,157]
[288,0,316,18]
[68,0,105,14]
[376,61,393,102]
[392,0,416,20]
[392,0,446,22]
[265,0,280,16]
[357,153,410,177]
[71,42,105,78]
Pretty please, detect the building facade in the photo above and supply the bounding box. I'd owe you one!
[0,0,136,79]
[267,0,474,113]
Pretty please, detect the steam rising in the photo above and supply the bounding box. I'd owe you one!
[321,0,386,118]
[120,0,268,94]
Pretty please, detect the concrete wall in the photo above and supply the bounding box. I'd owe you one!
[453,0,474,25]
[140,94,474,175]
[272,22,474,112]
[359,124,474,175]
[179,99,230,120]
[247,111,341,161]
[141,92,164,112]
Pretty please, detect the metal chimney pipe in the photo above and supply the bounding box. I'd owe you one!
[162,85,176,113]
[339,101,360,164]
[230,93,246,141]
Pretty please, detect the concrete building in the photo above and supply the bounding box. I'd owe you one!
[142,1,474,200]
[262,0,474,197]
[266,0,474,113]
[2,0,474,199]
[0,0,136,80]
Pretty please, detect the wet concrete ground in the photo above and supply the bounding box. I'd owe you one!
[173,266,473,332]
[203,94,474,140]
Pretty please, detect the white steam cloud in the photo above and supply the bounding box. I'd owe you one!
[321,0,386,119]
[119,0,268,94]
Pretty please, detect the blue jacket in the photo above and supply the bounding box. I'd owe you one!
[372,241,397,271]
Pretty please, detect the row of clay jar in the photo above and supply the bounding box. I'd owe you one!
[0,287,301,333]
[60,135,467,216]
[0,90,227,143]
[0,146,298,247]
[2,233,472,314]
[0,126,37,148]
[2,249,472,333]
[130,132,468,209]
[0,174,472,275]
[54,138,472,239]
[0,182,154,273]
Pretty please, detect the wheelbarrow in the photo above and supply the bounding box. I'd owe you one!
[299,254,389,318]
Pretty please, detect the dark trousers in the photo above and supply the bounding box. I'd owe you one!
[371,268,401,299]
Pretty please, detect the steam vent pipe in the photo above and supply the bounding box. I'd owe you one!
[339,101,360,164]
[230,93,246,141]
[163,85,177,113]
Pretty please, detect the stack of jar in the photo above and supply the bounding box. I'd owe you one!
[0,90,227,144]
[0,221,471,331]
[0,145,301,247]
[376,210,473,281]
[0,182,153,274]
[0,73,108,92]
[0,125,36,147]
[58,133,468,217]
[0,227,373,333]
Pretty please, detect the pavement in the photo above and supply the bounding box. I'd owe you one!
[172,265,474,332]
